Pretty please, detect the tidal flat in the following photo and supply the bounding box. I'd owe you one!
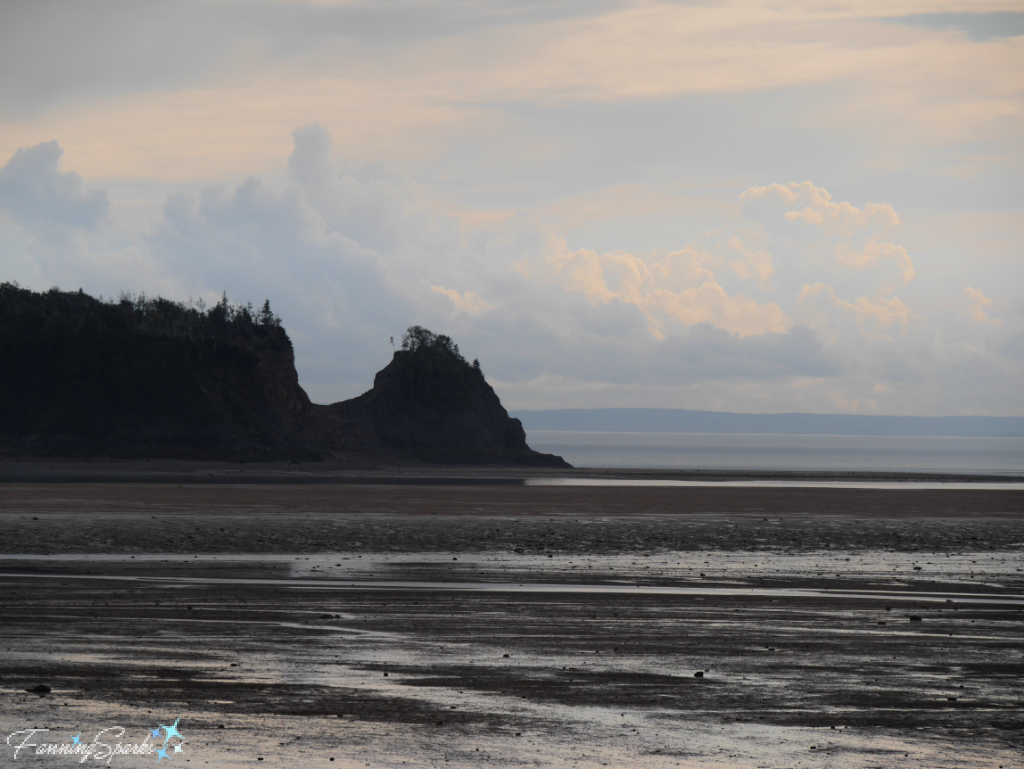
[1,481,1022,768]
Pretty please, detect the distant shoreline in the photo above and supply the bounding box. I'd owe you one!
[513,408,1024,438]
[526,428,1024,439]
[0,459,1020,485]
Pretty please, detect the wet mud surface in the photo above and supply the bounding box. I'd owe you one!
[1,483,1022,767]
[1,483,1022,555]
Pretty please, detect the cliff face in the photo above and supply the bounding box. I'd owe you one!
[0,287,568,466]
[324,331,570,466]
[0,284,316,460]
[369,349,527,451]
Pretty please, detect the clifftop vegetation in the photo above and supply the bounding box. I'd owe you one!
[391,325,485,416]
[0,282,284,346]
[0,283,301,448]
[0,286,567,465]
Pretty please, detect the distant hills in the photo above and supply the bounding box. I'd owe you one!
[512,408,1024,438]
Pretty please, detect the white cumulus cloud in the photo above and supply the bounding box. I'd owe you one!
[963,285,1001,326]
[0,141,108,239]
[2,128,1021,416]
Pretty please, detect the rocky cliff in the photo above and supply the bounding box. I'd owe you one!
[0,283,316,460]
[0,285,568,466]
[322,326,569,466]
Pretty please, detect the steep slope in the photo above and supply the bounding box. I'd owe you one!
[322,327,568,465]
[0,284,316,460]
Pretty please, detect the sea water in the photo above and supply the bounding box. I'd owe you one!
[524,431,1024,475]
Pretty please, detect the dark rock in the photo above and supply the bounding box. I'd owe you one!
[0,285,317,462]
[0,289,567,467]
[324,327,569,466]
[909,615,923,622]
[27,684,51,694]
[693,671,704,678]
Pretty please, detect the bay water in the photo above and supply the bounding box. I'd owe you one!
[524,431,1024,475]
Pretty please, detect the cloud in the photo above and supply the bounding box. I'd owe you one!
[834,241,915,286]
[431,286,494,314]
[887,13,1024,43]
[723,236,775,287]
[0,141,108,238]
[963,285,1001,326]
[799,283,917,332]
[5,126,1021,416]
[145,146,419,395]
[745,181,900,238]
[1001,334,1024,361]
[658,323,841,382]
[3,0,1019,191]
[742,181,915,286]
[538,246,791,338]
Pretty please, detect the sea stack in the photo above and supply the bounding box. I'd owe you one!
[326,326,570,466]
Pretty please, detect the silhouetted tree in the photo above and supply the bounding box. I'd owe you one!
[258,299,274,326]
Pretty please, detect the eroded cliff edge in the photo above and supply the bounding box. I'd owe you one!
[313,327,569,466]
[0,285,568,466]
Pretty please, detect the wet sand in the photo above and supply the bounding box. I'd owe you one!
[2,481,1022,767]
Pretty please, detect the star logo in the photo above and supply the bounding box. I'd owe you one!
[152,717,186,762]
[159,718,184,746]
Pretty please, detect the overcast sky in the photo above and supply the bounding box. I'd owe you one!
[1,0,1022,415]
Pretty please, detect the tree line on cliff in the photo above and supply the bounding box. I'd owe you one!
[0,282,292,441]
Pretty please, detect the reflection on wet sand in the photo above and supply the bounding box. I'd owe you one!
[2,484,1023,767]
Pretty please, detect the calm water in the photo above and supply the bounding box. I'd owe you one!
[525,431,1024,475]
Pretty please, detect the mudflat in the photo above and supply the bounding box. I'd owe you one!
[2,479,1022,767]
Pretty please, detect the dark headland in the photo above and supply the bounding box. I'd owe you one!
[0,284,568,467]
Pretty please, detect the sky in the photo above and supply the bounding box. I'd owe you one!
[1,1,1022,415]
